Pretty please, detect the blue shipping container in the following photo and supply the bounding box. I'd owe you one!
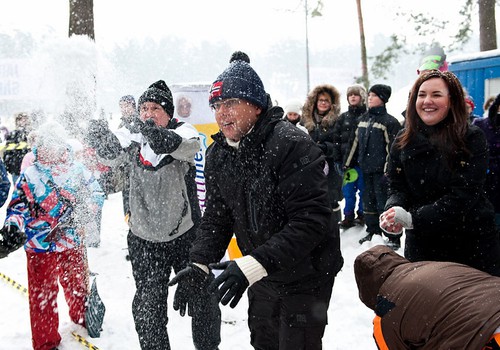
[449,49,500,116]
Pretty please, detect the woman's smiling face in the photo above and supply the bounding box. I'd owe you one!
[416,77,451,126]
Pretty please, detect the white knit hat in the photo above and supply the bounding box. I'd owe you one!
[284,99,303,116]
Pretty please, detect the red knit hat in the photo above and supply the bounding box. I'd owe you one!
[465,97,475,110]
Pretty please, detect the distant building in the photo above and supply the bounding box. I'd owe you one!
[449,49,500,116]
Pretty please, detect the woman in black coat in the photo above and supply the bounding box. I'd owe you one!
[380,70,500,276]
[302,84,343,221]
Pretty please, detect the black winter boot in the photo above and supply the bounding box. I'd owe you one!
[339,215,355,229]
[359,231,382,244]
[353,212,365,226]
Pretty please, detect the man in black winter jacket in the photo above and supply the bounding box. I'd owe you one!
[170,59,343,349]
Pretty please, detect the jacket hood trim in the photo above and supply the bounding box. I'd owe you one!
[302,84,341,131]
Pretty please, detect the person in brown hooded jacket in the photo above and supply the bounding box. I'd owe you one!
[302,84,344,221]
[354,245,500,350]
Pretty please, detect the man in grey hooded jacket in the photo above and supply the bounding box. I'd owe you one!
[86,80,221,350]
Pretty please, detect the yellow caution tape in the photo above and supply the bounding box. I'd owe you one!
[16,142,28,150]
[72,332,101,350]
[0,272,28,296]
[0,142,29,151]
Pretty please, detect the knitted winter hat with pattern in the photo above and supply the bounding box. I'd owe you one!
[138,80,175,117]
[209,60,267,110]
[418,46,448,74]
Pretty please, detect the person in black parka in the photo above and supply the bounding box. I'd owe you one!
[380,70,500,276]
[345,84,402,248]
[302,84,344,221]
[333,84,367,229]
[170,59,343,350]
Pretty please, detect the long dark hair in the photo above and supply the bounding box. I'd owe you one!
[397,70,469,166]
[488,93,500,129]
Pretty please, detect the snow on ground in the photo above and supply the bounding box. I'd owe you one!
[0,192,399,349]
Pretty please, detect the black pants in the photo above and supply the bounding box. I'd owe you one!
[362,172,388,234]
[128,229,221,350]
[248,274,335,350]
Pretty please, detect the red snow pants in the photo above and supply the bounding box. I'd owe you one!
[26,247,88,350]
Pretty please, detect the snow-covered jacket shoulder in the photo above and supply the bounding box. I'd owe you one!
[4,158,104,253]
[112,119,201,242]
[190,106,343,285]
[354,246,500,350]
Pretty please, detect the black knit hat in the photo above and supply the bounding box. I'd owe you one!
[138,80,174,116]
[369,84,392,104]
[209,60,267,110]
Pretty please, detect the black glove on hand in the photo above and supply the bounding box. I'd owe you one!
[86,120,110,148]
[168,263,213,317]
[125,117,144,134]
[0,225,27,259]
[140,119,183,154]
[208,261,249,308]
[85,120,122,160]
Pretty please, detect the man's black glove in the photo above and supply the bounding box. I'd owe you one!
[140,119,182,154]
[0,225,27,259]
[85,119,123,160]
[86,120,110,148]
[208,261,249,308]
[125,117,144,134]
[168,263,213,317]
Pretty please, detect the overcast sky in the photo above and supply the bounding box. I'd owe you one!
[1,0,488,54]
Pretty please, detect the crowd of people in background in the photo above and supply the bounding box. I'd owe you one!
[0,47,499,350]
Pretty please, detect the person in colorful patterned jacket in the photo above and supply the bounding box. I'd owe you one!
[0,121,104,350]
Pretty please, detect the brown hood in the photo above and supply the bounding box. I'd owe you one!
[354,245,409,310]
[302,84,341,131]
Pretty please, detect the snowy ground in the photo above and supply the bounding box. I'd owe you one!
[0,192,400,349]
